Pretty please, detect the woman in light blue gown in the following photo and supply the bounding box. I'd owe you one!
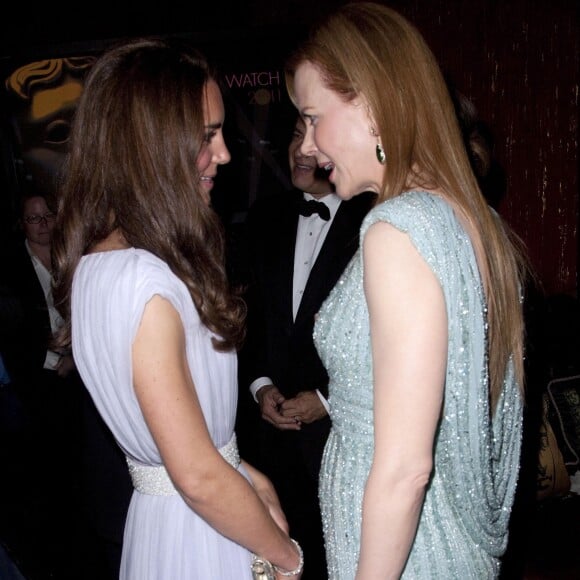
[51,38,303,580]
[285,3,528,578]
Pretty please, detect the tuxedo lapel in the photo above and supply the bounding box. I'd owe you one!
[295,198,363,325]
[11,242,49,317]
[268,194,301,329]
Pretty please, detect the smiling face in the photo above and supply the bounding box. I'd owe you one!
[288,116,332,197]
[196,79,231,206]
[293,61,383,199]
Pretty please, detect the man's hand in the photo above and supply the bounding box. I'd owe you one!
[55,354,76,378]
[280,390,327,425]
[257,385,301,431]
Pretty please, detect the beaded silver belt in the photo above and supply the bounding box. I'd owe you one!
[126,433,240,496]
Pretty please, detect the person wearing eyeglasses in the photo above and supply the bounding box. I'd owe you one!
[0,190,89,579]
[4,192,69,378]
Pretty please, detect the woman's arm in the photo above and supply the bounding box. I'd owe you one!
[132,295,301,575]
[356,222,447,579]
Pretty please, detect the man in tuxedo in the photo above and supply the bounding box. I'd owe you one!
[238,116,375,579]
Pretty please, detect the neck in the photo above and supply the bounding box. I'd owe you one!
[308,191,334,200]
[89,229,130,254]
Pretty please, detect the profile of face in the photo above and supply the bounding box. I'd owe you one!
[21,196,56,247]
[288,117,332,196]
[293,61,383,199]
[196,80,231,206]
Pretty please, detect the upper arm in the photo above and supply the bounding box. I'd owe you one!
[132,295,224,490]
[363,222,447,477]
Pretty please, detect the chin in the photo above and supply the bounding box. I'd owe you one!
[293,178,314,192]
[333,182,356,200]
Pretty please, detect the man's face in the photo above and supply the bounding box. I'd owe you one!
[288,117,332,196]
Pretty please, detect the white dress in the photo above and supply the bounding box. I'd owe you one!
[72,248,253,579]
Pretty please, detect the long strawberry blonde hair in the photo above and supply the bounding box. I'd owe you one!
[286,2,528,411]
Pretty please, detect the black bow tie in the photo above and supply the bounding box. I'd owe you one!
[298,199,330,221]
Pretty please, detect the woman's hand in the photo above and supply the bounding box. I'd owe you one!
[242,460,289,533]
[243,461,303,577]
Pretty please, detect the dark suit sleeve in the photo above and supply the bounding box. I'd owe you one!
[237,201,273,392]
[0,244,52,382]
[235,200,280,463]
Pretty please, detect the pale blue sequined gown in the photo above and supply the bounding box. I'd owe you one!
[315,191,523,579]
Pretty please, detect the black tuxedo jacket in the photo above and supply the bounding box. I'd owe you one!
[240,189,375,402]
[236,189,374,576]
[0,239,52,384]
[0,238,132,552]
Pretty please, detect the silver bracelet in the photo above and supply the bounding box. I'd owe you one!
[274,538,304,577]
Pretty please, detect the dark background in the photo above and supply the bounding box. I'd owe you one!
[0,0,577,298]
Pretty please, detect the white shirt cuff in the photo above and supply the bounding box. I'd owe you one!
[316,390,330,413]
[250,379,330,413]
[250,377,274,402]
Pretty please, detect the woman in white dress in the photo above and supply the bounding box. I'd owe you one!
[51,38,303,580]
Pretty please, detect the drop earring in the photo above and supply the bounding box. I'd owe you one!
[376,142,386,165]
[371,126,386,165]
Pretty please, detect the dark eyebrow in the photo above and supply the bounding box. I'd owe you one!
[205,122,222,130]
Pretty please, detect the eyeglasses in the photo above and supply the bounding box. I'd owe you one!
[24,213,56,224]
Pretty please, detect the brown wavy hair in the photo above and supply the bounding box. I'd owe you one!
[285,2,529,411]
[52,37,245,352]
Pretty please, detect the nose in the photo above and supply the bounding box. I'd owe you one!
[299,125,317,157]
[214,140,231,166]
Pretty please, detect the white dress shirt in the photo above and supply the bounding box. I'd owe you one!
[292,192,341,319]
[25,240,63,370]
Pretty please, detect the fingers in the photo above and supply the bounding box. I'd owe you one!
[279,398,310,417]
[276,422,301,431]
[264,414,302,430]
[259,387,316,430]
[279,390,327,424]
[259,387,285,409]
[261,407,302,430]
[268,504,290,533]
